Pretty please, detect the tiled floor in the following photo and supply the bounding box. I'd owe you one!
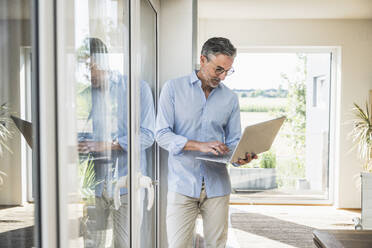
[0,203,35,247]
[0,204,34,232]
[0,203,361,247]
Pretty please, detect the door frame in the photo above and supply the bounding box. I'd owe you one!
[36,0,161,247]
[36,0,59,246]
[130,0,160,247]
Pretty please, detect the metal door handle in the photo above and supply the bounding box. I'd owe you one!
[114,175,127,210]
[138,174,154,211]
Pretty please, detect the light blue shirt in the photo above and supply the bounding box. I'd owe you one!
[88,72,155,197]
[156,70,241,198]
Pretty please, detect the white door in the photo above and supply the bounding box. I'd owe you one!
[49,0,159,246]
[130,0,158,247]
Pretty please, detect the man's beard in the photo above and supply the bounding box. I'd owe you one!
[201,69,220,88]
[208,77,221,88]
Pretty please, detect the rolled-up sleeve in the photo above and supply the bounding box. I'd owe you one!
[140,81,155,150]
[116,76,128,151]
[156,81,188,155]
[224,95,241,151]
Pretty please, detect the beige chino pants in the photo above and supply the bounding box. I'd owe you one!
[86,194,129,248]
[166,184,230,248]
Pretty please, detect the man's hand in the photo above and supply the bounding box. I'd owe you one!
[235,152,258,165]
[78,141,122,153]
[184,140,229,156]
[78,141,108,153]
[198,141,229,156]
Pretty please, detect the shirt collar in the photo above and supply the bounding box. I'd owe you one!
[189,70,200,85]
[189,70,223,89]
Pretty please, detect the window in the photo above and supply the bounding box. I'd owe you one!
[223,51,334,203]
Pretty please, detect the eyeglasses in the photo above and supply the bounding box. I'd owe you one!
[206,56,235,76]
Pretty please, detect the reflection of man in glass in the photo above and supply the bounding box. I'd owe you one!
[78,38,155,248]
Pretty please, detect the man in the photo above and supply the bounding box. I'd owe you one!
[78,37,155,248]
[156,37,257,248]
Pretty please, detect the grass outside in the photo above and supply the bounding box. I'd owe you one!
[239,97,286,112]
[239,97,286,108]
[238,97,306,190]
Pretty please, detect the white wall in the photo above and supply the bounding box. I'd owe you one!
[0,20,31,205]
[160,0,194,83]
[159,0,195,246]
[306,54,332,191]
[198,19,372,208]
[198,0,372,20]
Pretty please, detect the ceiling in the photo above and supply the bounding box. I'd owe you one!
[198,0,372,19]
[1,0,371,21]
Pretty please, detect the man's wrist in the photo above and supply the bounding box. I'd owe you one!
[194,141,202,152]
[184,140,202,152]
[111,139,122,150]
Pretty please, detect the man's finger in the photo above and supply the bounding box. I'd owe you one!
[213,145,224,155]
[220,143,229,152]
[245,152,252,160]
[222,144,229,153]
[217,144,229,154]
[214,141,227,149]
[237,158,245,165]
[210,147,219,156]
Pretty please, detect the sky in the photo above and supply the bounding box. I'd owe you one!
[223,53,301,90]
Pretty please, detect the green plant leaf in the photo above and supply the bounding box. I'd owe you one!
[349,102,372,172]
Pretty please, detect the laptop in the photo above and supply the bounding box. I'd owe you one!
[196,116,286,164]
[11,115,33,148]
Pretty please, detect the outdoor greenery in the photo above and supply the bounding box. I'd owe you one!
[76,82,92,120]
[78,156,101,204]
[238,97,286,113]
[276,54,307,187]
[276,157,306,188]
[232,150,276,169]
[260,150,276,168]
[349,102,372,172]
[281,54,307,150]
[240,105,285,113]
[236,53,308,189]
[236,88,288,98]
[0,103,13,186]
[0,103,13,155]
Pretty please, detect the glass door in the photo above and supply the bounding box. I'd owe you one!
[222,51,333,204]
[0,1,38,247]
[57,0,132,246]
[54,0,158,247]
[128,0,158,246]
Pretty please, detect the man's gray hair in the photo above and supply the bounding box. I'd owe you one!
[201,37,237,60]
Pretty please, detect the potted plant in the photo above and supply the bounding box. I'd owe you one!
[349,102,372,229]
[0,103,13,185]
[350,102,372,172]
[78,155,105,241]
[229,150,278,192]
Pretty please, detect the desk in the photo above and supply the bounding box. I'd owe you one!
[313,230,372,248]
